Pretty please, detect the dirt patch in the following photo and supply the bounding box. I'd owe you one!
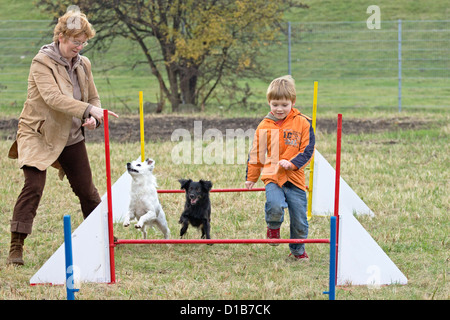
[0,115,429,143]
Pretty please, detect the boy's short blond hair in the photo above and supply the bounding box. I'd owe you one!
[266,75,296,103]
[53,9,96,42]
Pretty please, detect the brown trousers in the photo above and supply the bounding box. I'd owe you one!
[10,140,101,234]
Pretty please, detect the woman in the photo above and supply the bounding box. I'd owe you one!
[7,10,118,266]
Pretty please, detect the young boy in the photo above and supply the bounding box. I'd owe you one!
[245,75,315,260]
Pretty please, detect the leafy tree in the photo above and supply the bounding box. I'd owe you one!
[36,0,307,112]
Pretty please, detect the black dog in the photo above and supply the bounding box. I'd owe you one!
[178,179,213,241]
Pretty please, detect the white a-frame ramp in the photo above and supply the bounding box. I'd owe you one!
[30,151,407,287]
[30,199,111,285]
[338,213,407,286]
[312,150,407,285]
[312,150,374,217]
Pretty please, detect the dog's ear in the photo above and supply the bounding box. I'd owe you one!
[146,158,155,171]
[200,180,213,191]
[179,179,192,190]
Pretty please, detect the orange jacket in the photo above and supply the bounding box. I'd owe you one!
[246,108,315,191]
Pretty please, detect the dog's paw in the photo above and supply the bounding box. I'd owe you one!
[134,223,142,229]
[123,221,130,227]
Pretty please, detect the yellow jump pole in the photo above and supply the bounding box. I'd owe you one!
[307,81,318,221]
[139,91,145,162]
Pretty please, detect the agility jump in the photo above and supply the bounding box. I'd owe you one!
[32,82,406,300]
[101,95,340,300]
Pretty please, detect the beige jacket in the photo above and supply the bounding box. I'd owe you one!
[8,49,100,178]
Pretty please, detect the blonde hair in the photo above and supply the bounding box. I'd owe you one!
[266,75,296,103]
[53,9,95,43]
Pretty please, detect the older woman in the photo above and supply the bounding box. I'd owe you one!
[7,10,118,266]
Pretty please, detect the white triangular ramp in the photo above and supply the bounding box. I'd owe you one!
[30,200,111,285]
[29,163,135,285]
[337,214,408,286]
[312,150,374,216]
[110,168,131,223]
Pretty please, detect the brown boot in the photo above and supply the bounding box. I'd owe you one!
[7,232,27,266]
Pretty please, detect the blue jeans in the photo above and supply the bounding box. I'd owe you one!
[265,182,308,255]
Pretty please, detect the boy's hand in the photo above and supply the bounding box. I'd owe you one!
[278,160,293,170]
[245,181,255,190]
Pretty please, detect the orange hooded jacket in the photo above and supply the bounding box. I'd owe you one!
[246,108,315,191]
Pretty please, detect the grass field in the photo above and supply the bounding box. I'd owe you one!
[0,110,448,300]
[0,0,449,301]
[0,0,449,116]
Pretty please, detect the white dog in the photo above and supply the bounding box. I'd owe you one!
[123,158,170,239]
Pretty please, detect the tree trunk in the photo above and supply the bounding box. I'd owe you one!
[180,67,198,106]
[165,61,181,112]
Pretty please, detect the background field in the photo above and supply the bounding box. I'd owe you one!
[0,0,448,301]
[0,0,449,116]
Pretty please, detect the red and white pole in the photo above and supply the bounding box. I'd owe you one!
[333,114,342,284]
[103,109,116,284]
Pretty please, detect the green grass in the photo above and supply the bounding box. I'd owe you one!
[284,0,450,22]
[0,0,449,116]
[0,111,448,300]
[0,0,449,301]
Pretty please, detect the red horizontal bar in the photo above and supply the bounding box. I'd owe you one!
[115,238,329,244]
[157,187,307,193]
[157,188,266,193]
